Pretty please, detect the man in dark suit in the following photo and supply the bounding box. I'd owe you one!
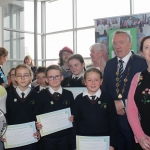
[102,30,147,150]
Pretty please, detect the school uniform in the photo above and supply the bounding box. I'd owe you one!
[61,73,85,87]
[35,86,74,150]
[73,89,118,149]
[0,66,7,85]
[33,85,46,93]
[5,87,38,150]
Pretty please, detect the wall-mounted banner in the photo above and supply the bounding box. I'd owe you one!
[95,13,150,59]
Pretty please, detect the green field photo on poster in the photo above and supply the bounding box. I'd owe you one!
[108,28,137,59]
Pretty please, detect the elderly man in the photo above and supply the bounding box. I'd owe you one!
[58,46,73,78]
[102,30,147,150]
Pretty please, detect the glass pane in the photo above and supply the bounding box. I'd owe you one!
[46,60,58,67]
[38,35,41,59]
[38,61,42,66]
[46,0,72,32]
[133,0,150,14]
[3,1,41,33]
[4,30,10,41]
[46,32,73,59]
[4,30,35,59]
[77,28,95,57]
[3,61,22,77]
[77,0,130,28]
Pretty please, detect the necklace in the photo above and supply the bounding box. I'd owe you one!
[116,55,133,99]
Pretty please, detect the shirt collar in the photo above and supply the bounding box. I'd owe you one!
[82,88,101,98]
[39,86,46,91]
[13,85,17,88]
[117,51,132,64]
[72,72,84,79]
[16,87,31,98]
[48,86,62,94]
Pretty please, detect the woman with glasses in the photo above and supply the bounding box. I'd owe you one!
[0,47,8,87]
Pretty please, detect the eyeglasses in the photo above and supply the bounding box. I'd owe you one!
[16,74,30,79]
[47,75,62,81]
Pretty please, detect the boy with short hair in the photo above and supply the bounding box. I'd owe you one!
[33,66,47,92]
[36,65,74,150]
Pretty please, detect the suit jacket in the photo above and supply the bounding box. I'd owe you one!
[102,54,147,130]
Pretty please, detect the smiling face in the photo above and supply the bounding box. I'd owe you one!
[46,69,63,91]
[15,67,32,91]
[84,71,103,95]
[69,58,85,76]
[140,38,150,62]
[25,58,32,66]
[113,33,132,59]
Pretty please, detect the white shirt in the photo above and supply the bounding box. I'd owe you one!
[39,86,47,91]
[117,51,132,70]
[97,24,105,35]
[72,72,84,80]
[82,89,101,100]
[48,86,62,94]
[16,87,31,98]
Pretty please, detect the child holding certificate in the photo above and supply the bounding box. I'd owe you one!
[2,64,39,150]
[73,68,118,150]
[33,66,47,92]
[36,65,74,150]
[61,54,86,87]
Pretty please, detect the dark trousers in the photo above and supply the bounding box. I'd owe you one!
[41,135,69,150]
[117,124,133,150]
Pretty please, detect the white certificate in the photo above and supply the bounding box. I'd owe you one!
[76,136,109,150]
[4,121,37,149]
[63,87,87,99]
[36,108,72,137]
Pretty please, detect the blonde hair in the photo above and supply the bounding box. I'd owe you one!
[24,55,34,67]
[15,64,33,77]
[0,47,8,57]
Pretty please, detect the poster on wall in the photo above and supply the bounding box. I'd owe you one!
[95,13,150,60]
[108,28,137,59]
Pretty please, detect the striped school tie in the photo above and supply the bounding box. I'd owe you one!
[119,60,124,82]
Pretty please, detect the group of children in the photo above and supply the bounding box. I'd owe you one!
[1,54,118,150]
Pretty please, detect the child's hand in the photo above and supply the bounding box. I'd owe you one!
[109,146,114,150]
[1,137,6,142]
[36,121,43,130]
[33,130,40,141]
[68,115,74,122]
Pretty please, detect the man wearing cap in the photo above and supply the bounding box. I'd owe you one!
[58,46,73,78]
